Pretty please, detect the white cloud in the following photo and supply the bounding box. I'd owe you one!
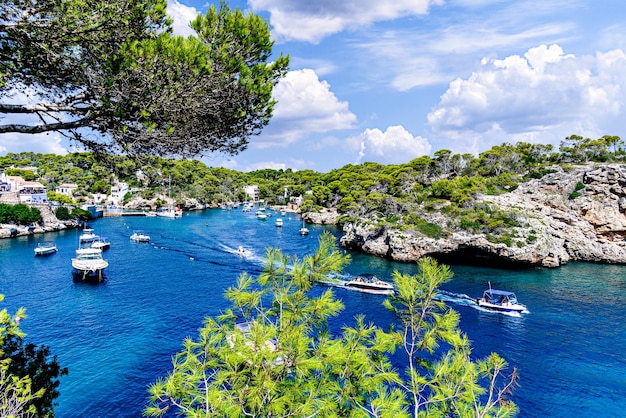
[249,0,442,43]
[0,132,68,155]
[167,0,199,37]
[254,69,356,148]
[427,44,626,153]
[246,161,288,171]
[351,125,431,165]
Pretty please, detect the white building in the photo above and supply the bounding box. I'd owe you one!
[243,185,260,202]
[108,182,129,206]
[17,180,47,204]
[56,183,78,197]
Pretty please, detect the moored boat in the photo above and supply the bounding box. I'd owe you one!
[79,227,99,243]
[476,285,527,313]
[275,218,283,227]
[72,247,108,282]
[91,237,110,250]
[34,241,57,256]
[345,273,394,294]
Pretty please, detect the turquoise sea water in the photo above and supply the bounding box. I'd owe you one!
[0,209,625,417]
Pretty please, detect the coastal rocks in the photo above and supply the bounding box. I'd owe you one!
[0,204,78,239]
[303,208,339,225]
[340,164,626,268]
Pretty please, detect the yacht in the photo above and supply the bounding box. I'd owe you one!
[345,273,394,295]
[79,227,99,243]
[72,247,108,282]
[91,237,111,250]
[34,241,57,256]
[476,285,527,313]
[130,230,151,242]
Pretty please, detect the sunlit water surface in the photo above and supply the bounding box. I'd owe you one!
[1,209,625,417]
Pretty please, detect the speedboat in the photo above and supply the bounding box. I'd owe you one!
[476,286,527,313]
[34,241,57,256]
[130,230,150,242]
[72,247,108,282]
[236,245,252,257]
[345,273,394,295]
[79,227,99,243]
[91,237,111,250]
[275,218,283,227]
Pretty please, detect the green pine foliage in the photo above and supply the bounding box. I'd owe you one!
[146,234,518,417]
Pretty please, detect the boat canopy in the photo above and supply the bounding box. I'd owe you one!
[482,289,519,304]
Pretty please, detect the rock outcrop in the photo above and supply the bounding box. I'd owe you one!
[0,204,79,239]
[338,164,626,268]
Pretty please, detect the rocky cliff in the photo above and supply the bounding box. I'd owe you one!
[0,204,79,239]
[338,164,626,268]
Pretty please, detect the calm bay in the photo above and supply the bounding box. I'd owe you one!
[1,208,625,417]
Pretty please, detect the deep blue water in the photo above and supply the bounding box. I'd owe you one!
[1,209,625,417]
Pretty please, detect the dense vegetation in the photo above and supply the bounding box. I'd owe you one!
[0,203,42,225]
[147,233,518,417]
[1,0,289,158]
[0,295,67,417]
[1,134,623,243]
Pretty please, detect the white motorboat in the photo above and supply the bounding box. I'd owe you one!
[34,241,57,256]
[275,218,283,227]
[236,245,252,257]
[476,285,528,313]
[345,273,394,295]
[72,248,108,281]
[91,237,111,250]
[79,227,99,243]
[157,206,182,218]
[257,212,267,220]
[299,220,309,235]
[130,230,151,242]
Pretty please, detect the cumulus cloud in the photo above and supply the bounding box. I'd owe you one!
[0,132,68,155]
[167,0,199,37]
[254,69,356,147]
[249,0,441,43]
[351,125,431,165]
[427,44,626,153]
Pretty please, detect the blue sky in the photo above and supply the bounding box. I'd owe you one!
[3,0,626,172]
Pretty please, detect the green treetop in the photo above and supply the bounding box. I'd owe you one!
[146,233,518,417]
[1,0,289,158]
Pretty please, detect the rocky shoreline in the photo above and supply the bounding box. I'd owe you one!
[314,164,626,268]
[0,204,80,239]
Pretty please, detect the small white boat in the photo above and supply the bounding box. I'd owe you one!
[275,218,283,227]
[72,248,108,281]
[146,211,158,217]
[345,273,394,295]
[91,237,110,250]
[130,230,150,242]
[236,245,252,257]
[157,207,182,218]
[257,212,267,220]
[281,210,286,216]
[79,228,99,243]
[34,241,57,256]
[299,220,309,235]
[476,284,527,313]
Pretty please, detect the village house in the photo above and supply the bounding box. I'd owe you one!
[55,183,78,197]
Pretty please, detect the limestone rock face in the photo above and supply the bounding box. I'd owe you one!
[303,208,339,225]
[339,164,626,267]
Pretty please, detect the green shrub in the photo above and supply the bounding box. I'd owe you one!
[55,206,72,220]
